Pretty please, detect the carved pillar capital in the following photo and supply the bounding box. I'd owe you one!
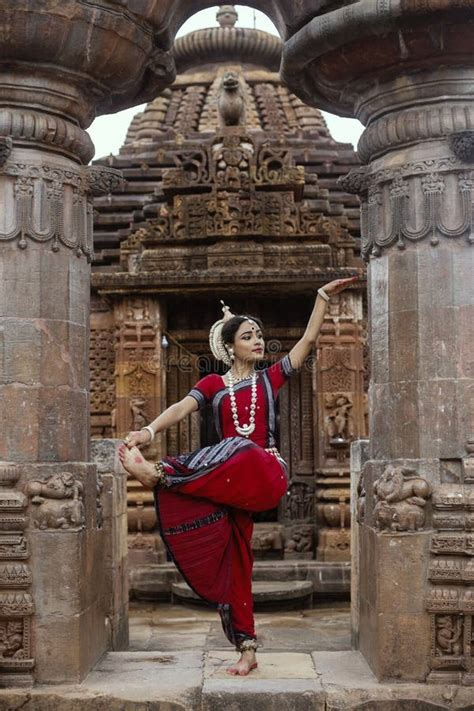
[337,168,368,197]
[85,166,125,197]
[281,5,474,164]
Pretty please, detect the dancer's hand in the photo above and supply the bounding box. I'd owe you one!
[123,430,151,449]
[322,276,359,296]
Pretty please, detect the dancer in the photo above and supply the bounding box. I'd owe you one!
[119,277,357,675]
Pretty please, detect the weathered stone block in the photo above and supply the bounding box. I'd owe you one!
[388,309,419,383]
[33,602,108,683]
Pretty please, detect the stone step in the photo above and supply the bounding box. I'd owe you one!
[171,580,313,608]
[3,650,474,710]
[130,560,350,601]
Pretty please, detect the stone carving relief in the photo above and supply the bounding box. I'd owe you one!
[0,137,13,167]
[0,162,122,259]
[90,325,116,436]
[0,464,34,683]
[313,311,365,562]
[162,133,304,196]
[175,85,207,134]
[435,615,463,656]
[26,473,85,531]
[373,465,432,532]
[86,165,124,197]
[427,444,474,682]
[284,524,313,559]
[113,298,162,441]
[285,482,314,520]
[448,131,474,163]
[0,564,31,588]
[463,438,474,484]
[0,620,27,660]
[337,167,368,197]
[324,393,354,445]
[320,348,355,394]
[341,158,474,259]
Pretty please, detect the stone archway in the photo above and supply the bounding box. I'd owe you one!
[0,0,474,689]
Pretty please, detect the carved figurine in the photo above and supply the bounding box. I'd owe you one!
[26,473,85,530]
[26,471,76,500]
[284,525,313,554]
[0,621,24,659]
[436,615,463,656]
[287,483,313,520]
[373,465,432,532]
[325,394,354,443]
[217,71,245,127]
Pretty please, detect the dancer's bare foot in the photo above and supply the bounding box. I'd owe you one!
[118,444,156,489]
[226,651,258,676]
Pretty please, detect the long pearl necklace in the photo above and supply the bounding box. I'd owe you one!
[227,370,258,437]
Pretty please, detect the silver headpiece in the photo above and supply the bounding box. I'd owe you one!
[209,300,235,365]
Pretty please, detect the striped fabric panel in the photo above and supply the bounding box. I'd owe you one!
[166,436,253,486]
[183,436,246,469]
[187,387,207,409]
[163,509,228,536]
[281,354,295,377]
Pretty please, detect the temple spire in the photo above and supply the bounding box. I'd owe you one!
[216,5,238,28]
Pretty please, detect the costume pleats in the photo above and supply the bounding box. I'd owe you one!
[154,438,287,644]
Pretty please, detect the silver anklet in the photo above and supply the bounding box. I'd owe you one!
[236,638,258,653]
[151,461,169,488]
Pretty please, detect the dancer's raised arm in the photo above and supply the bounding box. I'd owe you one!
[124,395,198,448]
[288,277,358,370]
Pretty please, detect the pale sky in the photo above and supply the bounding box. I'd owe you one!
[88,6,364,161]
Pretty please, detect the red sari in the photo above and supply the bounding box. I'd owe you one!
[154,355,294,648]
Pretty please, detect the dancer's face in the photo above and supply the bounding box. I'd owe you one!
[232,320,265,364]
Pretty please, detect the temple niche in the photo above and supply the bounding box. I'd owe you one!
[91,7,365,594]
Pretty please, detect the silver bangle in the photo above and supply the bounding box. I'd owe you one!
[317,287,330,302]
[141,425,154,442]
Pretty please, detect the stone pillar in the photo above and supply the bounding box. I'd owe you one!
[91,440,129,652]
[280,4,474,684]
[0,0,174,685]
[350,439,369,651]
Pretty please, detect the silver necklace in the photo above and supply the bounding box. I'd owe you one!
[227,370,258,437]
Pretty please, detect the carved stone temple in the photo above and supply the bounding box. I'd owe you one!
[90,7,366,592]
[0,0,473,698]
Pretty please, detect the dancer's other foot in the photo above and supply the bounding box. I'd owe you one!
[226,650,258,676]
[118,444,156,489]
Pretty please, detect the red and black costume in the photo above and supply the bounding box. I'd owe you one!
[154,355,294,649]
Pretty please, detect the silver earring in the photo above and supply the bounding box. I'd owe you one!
[229,347,235,361]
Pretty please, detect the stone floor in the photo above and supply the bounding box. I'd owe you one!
[1,602,474,710]
[129,600,352,654]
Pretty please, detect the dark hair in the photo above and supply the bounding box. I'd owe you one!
[221,315,263,346]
